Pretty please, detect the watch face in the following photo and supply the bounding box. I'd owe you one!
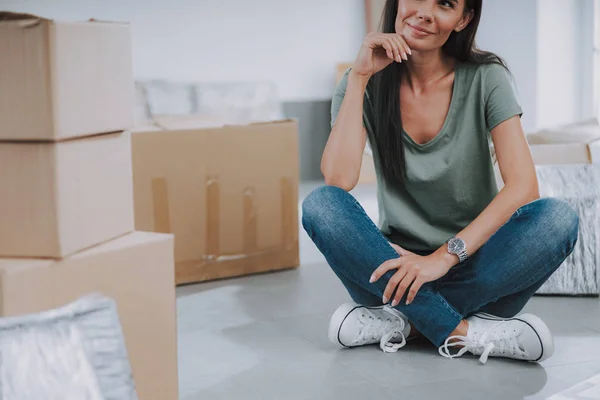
[448,238,466,254]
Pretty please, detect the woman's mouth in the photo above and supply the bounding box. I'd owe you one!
[407,23,434,37]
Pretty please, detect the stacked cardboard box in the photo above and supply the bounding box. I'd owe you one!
[0,14,178,399]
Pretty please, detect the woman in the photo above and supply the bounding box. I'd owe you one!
[302,0,579,364]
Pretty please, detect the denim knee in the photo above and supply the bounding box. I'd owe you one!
[520,197,579,254]
[301,185,351,232]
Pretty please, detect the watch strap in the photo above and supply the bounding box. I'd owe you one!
[447,236,469,263]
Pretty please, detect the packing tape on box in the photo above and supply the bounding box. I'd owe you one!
[206,176,220,257]
[151,178,171,233]
[203,176,297,260]
[150,174,298,283]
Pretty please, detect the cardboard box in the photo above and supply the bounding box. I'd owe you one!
[0,14,134,141]
[0,231,178,400]
[527,119,600,165]
[131,119,300,285]
[0,132,134,258]
[529,141,600,165]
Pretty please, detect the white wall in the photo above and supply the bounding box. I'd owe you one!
[478,0,596,132]
[477,0,539,133]
[1,0,595,128]
[0,0,366,102]
[536,0,585,129]
[578,0,597,122]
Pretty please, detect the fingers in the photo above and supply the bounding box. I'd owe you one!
[391,269,417,307]
[399,34,413,57]
[370,257,402,283]
[381,39,401,63]
[367,33,412,63]
[406,278,425,305]
[389,35,410,61]
[387,37,403,63]
[382,266,407,304]
[378,40,393,61]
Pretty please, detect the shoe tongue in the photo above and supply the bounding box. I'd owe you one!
[375,308,409,339]
[472,320,524,351]
[365,308,403,330]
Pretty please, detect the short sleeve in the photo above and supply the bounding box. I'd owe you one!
[483,64,523,131]
[330,68,376,136]
[331,68,350,128]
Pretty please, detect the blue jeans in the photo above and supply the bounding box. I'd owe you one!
[301,186,579,347]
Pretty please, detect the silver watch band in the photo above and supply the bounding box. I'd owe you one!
[447,236,468,263]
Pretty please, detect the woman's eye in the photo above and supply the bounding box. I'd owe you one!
[439,0,455,8]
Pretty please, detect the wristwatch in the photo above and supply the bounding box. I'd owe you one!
[446,236,468,263]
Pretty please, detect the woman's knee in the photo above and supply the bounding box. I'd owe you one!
[301,185,353,229]
[523,197,579,252]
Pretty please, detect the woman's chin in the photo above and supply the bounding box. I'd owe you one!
[406,43,441,54]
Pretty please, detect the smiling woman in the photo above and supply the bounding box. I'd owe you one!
[303,0,580,365]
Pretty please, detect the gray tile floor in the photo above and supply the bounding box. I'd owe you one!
[177,182,600,400]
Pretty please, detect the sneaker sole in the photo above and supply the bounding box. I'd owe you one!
[472,312,554,362]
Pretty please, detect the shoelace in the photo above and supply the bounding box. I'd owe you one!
[353,306,407,353]
[438,320,529,364]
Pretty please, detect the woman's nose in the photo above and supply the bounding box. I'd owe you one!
[416,1,434,22]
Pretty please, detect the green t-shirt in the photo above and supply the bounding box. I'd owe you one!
[331,62,523,251]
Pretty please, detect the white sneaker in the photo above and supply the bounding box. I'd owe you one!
[328,302,411,353]
[438,313,554,364]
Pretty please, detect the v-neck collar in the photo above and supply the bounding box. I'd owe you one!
[402,62,463,151]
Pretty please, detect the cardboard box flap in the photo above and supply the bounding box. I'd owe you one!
[0,11,46,28]
[0,12,127,26]
[0,11,45,21]
[151,115,297,131]
[153,115,226,130]
[244,118,297,127]
[76,231,172,257]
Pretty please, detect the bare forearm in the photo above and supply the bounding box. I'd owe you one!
[433,181,540,268]
[321,72,369,191]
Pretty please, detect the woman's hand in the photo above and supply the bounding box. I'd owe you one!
[370,244,452,306]
[352,32,412,79]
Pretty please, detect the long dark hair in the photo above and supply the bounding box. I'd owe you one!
[370,0,507,191]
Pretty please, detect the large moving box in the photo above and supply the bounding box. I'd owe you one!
[0,14,134,141]
[0,231,178,400]
[0,132,134,258]
[131,120,300,285]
